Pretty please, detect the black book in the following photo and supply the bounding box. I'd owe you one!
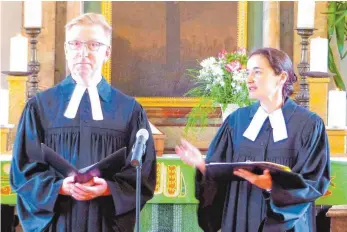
[206,161,306,188]
[41,143,127,183]
[207,161,291,174]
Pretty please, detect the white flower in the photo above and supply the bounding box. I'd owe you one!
[200,57,217,68]
[232,69,248,82]
[211,65,224,77]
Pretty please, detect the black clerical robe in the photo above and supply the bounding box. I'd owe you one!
[197,98,330,232]
[10,76,156,232]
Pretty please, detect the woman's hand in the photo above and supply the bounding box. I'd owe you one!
[175,139,206,174]
[233,169,272,191]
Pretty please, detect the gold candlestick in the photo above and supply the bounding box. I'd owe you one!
[25,27,41,99]
[295,28,316,109]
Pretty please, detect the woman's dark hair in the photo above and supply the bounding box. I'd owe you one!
[249,47,298,99]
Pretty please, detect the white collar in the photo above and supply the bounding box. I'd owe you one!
[243,106,288,142]
[64,76,103,120]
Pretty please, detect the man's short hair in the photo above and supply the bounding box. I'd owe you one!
[65,13,112,43]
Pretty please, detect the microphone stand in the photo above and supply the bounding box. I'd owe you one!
[131,129,149,232]
[135,164,142,232]
[132,143,146,232]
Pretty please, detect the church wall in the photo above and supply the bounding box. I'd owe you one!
[247,1,263,52]
[341,43,347,88]
[280,1,294,61]
[37,1,56,91]
[0,1,22,89]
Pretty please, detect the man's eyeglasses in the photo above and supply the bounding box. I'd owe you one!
[66,40,108,51]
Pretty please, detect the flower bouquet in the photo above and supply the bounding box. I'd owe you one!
[185,48,252,133]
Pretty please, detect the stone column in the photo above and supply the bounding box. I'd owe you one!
[37,1,56,90]
[263,1,280,49]
[66,1,82,23]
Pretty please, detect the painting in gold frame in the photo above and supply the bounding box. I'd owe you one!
[99,1,247,107]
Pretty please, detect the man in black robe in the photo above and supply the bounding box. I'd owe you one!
[10,13,156,232]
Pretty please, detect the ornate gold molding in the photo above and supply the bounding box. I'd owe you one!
[237,2,248,49]
[101,1,112,84]
[7,76,27,126]
[135,97,213,107]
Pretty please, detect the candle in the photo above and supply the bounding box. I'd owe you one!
[0,89,9,126]
[310,37,328,72]
[24,1,42,28]
[297,0,315,28]
[10,34,28,72]
[328,90,347,128]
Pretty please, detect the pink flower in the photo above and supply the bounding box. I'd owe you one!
[225,61,242,73]
[236,48,247,55]
[218,49,227,59]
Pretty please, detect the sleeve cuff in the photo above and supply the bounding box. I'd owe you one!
[262,189,271,201]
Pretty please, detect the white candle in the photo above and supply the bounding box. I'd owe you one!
[328,90,347,128]
[297,0,315,28]
[0,89,9,126]
[24,1,42,28]
[10,34,28,72]
[310,37,328,72]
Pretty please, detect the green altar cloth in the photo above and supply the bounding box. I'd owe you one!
[140,204,201,232]
[315,157,347,205]
[141,155,201,231]
[148,155,198,204]
[0,154,16,205]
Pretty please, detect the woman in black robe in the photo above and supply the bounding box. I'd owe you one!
[176,48,330,232]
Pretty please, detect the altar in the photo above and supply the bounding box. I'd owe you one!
[140,155,201,232]
[2,153,346,232]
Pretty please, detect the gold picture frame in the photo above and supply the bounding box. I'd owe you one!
[101,1,248,107]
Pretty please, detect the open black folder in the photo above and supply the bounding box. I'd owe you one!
[206,161,306,188]
[41,143,127,183]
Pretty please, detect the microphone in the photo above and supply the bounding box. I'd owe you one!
[131,128,149,167]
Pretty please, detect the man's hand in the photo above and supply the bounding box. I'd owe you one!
[59,176,75,196]
[70,177,110,201]
[233,169,272,191]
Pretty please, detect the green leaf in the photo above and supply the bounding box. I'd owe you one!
[327,2,337,39]
[333,10,347,26]
[342,50,347,60]
[322,9,347,15]
[184,98,215,135]
[328,45,346,90]
[335,5,346,59]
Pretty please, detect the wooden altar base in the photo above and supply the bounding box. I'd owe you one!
[327,205,347,232]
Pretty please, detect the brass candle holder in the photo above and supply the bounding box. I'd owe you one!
[25,27,41,99]
[294,28,316,109]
